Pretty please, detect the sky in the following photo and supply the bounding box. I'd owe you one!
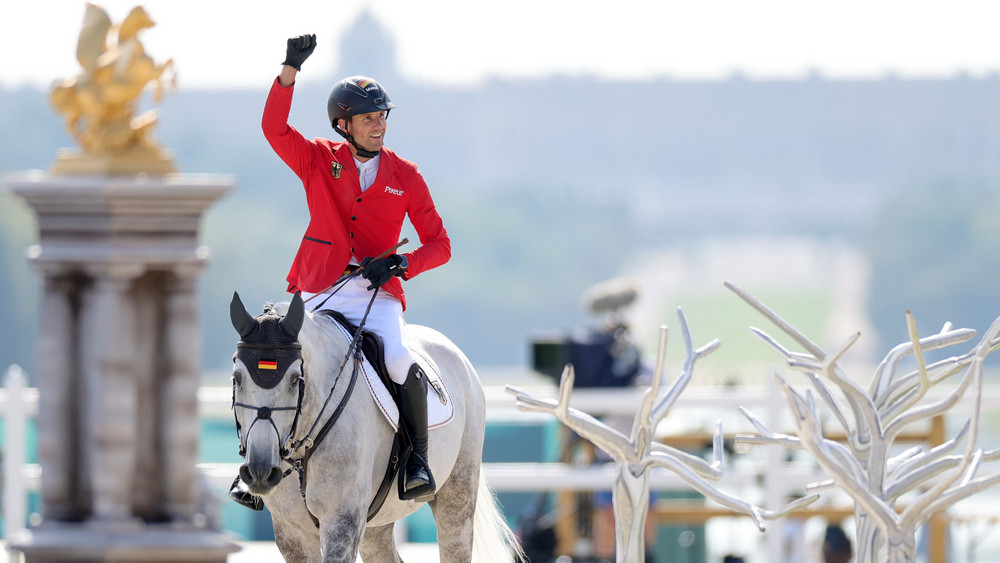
[2,0,1000,90]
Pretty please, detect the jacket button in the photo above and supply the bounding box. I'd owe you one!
[356,197,362,203]
[351,216,357,221]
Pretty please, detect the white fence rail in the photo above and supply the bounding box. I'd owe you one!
[2,366,29,541]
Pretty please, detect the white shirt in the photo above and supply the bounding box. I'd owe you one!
[355,154,380,192]
[349,154,381,267]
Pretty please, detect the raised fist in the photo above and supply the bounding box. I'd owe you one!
[282,34,316,71]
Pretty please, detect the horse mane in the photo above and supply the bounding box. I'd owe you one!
[261,302,282,318]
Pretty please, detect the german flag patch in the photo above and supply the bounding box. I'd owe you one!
[258,359,278,370]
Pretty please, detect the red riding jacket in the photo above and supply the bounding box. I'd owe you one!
[262,77,451,310]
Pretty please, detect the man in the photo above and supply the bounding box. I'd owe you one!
[822,524,853,563]
[231,33,450,508]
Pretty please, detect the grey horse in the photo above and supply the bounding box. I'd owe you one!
[229,292,519,562]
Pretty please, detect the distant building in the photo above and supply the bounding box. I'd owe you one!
[335,9,401,87]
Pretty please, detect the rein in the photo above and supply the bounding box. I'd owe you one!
[296,276,377,449]
[282,286,379,499]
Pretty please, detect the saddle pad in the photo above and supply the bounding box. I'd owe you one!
[329,321,454,431]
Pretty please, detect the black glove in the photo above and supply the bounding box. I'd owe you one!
[360,254,405,290]
[282,34,316,71]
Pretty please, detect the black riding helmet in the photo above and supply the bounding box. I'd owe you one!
[327,75,396,159]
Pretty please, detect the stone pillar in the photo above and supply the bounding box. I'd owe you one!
[1,171,239,562]
[34,271,83,521]
[161,265,204,521]
[83,263,144,523]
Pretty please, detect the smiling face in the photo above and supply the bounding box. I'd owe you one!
[342,110,387,159]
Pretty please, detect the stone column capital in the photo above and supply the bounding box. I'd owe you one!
[169,263,205,284]
[85,262,147,283]
[32,260,80,279]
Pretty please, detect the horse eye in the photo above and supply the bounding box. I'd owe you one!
[289,360,304,385]
[232,371,242,386]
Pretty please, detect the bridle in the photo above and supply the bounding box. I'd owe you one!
[231,284,378,501]
[228,257,400,522]
[232,341,305,459]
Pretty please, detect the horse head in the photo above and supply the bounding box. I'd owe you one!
[118,6,156,42]
[230,291,305,496]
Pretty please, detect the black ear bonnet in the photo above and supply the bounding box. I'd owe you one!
[231,292,304,389]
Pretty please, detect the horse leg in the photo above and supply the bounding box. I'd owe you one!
[271,514,322,563]
[319,506,366,563]
[359,523,402,563]
[429,459,480,563]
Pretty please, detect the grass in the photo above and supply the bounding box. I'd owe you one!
[638,286,833,386]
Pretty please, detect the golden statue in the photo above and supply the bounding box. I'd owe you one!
[50,3,177,174]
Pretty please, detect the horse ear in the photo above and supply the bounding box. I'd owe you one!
[230,291,257,339]
[280,292,304,339]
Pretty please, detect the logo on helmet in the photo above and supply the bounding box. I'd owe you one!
[354,78,381,95]
[343,81,370,99]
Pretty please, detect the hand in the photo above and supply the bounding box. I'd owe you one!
[360,254,405,290]
[283,34,316,71]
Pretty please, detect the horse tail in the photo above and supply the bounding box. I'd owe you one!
[472,472,525,563]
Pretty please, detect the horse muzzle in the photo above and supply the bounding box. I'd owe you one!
[239,459,284,495]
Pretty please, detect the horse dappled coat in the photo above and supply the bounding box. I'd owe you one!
[230,294,520,562]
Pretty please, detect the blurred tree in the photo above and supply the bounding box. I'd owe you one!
[0,192,39,377]
[866,182,1000,350]
[0,88,68,172]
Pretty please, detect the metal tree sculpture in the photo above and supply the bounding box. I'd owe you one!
[506,309,816,563]
[727,281,1000,563]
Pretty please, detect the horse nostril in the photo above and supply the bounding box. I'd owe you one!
[265,466,284,488]
[239,464,253,485]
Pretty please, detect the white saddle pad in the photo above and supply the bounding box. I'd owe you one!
[330,321,454,431]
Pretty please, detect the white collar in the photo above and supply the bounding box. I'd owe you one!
[355,154,380,174]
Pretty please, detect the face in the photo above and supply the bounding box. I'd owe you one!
[232,352,304,495]
[228,294,306,496]
[342,110,387,157]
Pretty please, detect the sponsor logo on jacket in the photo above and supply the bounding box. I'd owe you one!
[384,186,404,196]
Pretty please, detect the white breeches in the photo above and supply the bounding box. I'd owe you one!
[300,276,413,385]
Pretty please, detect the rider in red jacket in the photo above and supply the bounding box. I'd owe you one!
[261,70,450,310]
[231,34,449,509]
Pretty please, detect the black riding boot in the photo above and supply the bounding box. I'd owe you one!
[397,363,436,501]
[228,476,264,511]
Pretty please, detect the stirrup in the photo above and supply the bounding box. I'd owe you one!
[398,451,436,502]
[229,477,265,511]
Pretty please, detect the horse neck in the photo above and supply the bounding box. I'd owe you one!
[297,321,359,436]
